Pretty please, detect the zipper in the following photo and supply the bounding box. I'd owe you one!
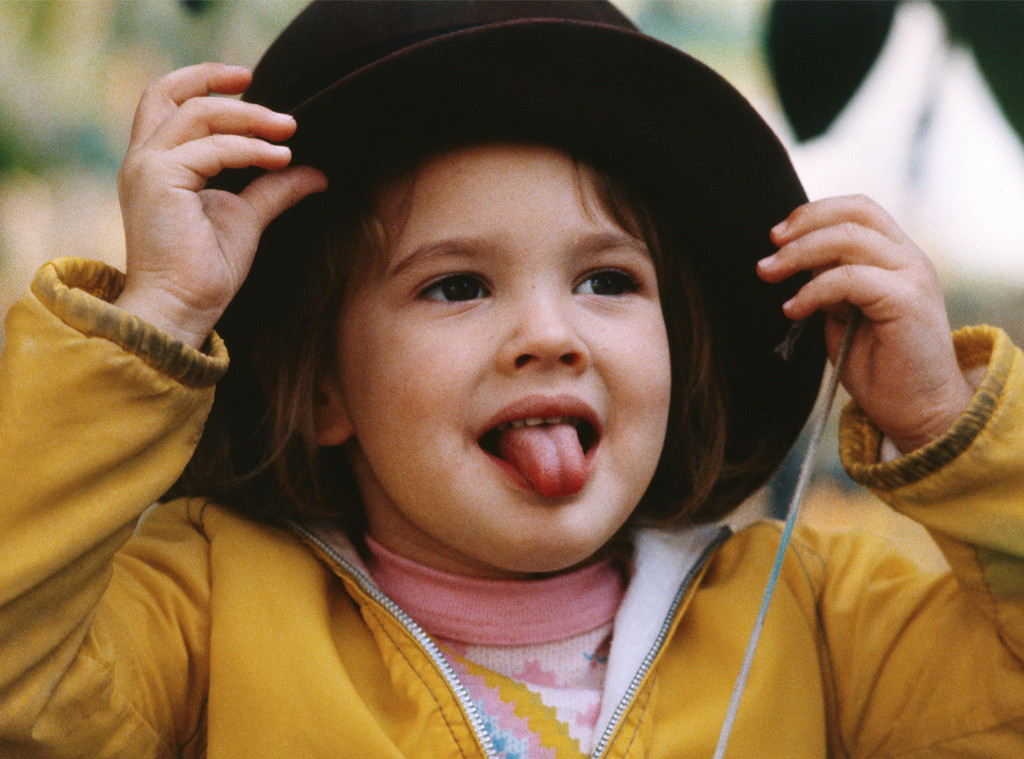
[287,520,498,759]
[589,526,731,759]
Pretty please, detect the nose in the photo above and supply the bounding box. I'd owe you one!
[497,291,590,374]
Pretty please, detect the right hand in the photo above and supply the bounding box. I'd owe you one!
[114,63,327,349]
[759,195,972,452]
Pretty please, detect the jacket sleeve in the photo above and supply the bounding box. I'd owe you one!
[841,325,1024,658]
[0,259,226,757]
[821,324,1024,756]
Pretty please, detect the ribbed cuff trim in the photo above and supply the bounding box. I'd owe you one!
[840,325,1012,491]
[31,258,228,388]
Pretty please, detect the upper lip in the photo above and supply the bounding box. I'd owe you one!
[478,394,602,453]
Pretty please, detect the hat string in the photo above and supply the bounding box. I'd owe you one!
[712,311,863,759]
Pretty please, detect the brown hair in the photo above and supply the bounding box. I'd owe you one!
[170,145,732,535]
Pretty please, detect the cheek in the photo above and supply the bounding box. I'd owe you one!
[621,313,673,461]
[636,350,673,456]
[338,316,463,440]
[617,309,672,410]
[644,320,672,396]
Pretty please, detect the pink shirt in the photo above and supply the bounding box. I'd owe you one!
[366,537,626,755]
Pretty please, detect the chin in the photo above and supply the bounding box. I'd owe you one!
[491,531,617,576]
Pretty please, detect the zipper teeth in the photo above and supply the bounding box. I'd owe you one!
[289,522,497,759]
[590,527,731,758]
[294,521,729,759]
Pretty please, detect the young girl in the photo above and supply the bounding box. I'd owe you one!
[1,2,1022,757]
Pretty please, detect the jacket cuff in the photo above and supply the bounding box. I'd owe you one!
[839,325,1013,491]
[30,258,228,388]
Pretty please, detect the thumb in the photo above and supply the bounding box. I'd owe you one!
[240,165,329,232]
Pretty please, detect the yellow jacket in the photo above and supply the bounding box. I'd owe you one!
[1,259,1022,758]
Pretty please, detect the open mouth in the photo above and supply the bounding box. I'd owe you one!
[478,414,599,498]
[478,416,599,459]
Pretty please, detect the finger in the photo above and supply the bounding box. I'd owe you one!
[758,223,908,282]
[170,135,295,182]
[129,63,253,144]
[781,264,915,323]
[771,195,906,247]
[238,166,329,232]
[146,97,296,152]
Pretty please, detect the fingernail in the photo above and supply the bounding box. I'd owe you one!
[771,220,788,237]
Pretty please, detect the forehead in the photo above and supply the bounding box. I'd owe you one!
[374,143,638,252]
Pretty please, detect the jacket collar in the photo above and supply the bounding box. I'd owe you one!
[596,524,729,742]
[288,517,730,749]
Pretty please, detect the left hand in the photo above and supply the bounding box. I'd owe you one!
[757,194,974,453]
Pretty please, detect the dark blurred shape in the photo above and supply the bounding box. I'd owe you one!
[180,0,215,15]
[936,1,1024,149]
[767,0,898,142]
[767,0,1024,148]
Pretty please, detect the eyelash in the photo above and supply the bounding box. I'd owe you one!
[418,268,642,303]
[575,269,641,296]
[420,273,490,302]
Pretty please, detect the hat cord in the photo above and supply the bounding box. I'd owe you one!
[712,311,862,759]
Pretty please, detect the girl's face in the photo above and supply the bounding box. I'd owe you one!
[315,144,672,578]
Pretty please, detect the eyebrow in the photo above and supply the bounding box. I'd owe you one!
[385,230,651,279]
[385,239,480,279]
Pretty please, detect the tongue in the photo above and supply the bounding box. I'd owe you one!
[497,423,588,498]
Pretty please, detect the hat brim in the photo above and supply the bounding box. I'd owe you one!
[237,19,827,508]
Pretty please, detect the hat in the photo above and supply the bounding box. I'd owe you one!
[222,0,826,514]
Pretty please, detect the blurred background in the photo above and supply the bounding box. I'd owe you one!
[2,1,1021,566]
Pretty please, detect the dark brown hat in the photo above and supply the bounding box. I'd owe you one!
[221,0,826,513]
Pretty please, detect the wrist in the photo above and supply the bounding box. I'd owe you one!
[31,258,229,387]
[886,374,976,453]
[840,326,1011,492]
[114,284,220,350]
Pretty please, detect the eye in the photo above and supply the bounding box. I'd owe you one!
[574,269,640,296]
[421,273,490,302]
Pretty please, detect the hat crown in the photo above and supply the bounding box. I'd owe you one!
[247,0,635,113]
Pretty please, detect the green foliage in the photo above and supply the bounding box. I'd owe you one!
[0,0,302,179]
